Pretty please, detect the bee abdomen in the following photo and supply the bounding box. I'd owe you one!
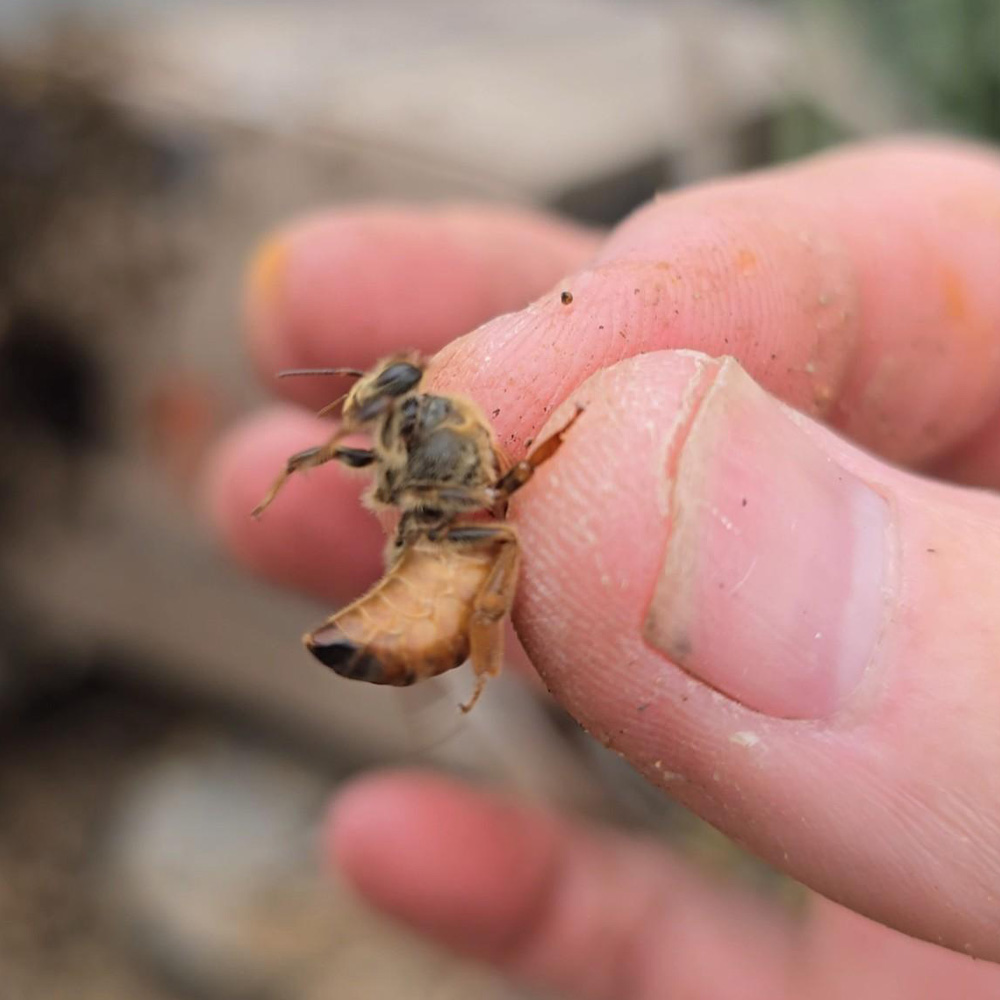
[304,625,420,686]
[304,630,398,684]
[304,622,467,687]
[303,539,487,688]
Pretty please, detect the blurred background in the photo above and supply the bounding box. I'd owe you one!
[0,1,996,997]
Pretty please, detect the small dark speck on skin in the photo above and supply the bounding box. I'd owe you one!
[770,353,777,360]
[561,290,573,305]
[633,288,640,295]
[927,547,937,554]
[524,437,534,448]
[636,702,650,713]
[598,324,604,330]
[492,408,501,418]
[741,497,747,507]
[671,634,693,662]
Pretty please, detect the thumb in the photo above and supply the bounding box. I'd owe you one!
[511,350,1000,961]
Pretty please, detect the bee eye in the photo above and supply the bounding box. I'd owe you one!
[374,362,422,397]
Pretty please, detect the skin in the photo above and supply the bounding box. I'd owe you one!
[208,141,1000,999]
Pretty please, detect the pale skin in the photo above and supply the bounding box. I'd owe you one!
[209,140,1000,998]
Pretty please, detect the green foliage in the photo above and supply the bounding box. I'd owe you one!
[775,0,1000,159]
[859,0,1000,137]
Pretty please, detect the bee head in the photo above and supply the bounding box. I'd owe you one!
[342,355,425,427]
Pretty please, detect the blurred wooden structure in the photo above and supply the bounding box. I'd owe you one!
[0,1,802,780]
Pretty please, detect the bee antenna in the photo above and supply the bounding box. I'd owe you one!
[276,367,365,379]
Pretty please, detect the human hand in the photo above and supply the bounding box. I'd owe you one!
[209,141,1000,998]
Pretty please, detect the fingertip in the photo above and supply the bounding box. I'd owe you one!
[202,405,301,565]
[242,204,600,406]
[204,405,384,601]
[325,773,558,958]
[509,350,715,695]
[324,773,405,885]
[324,770,796,1000]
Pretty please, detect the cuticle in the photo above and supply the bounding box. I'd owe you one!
[642,355,730,662]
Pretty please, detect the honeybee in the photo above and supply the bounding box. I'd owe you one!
[252,354,581,712]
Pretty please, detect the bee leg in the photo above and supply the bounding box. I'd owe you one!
[444,524,520,713]
[251,441,375,518]
[494,404,584,499]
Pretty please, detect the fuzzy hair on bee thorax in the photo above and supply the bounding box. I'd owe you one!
[368,391,500,515]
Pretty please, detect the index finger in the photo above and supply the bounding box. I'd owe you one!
[427,139,1000,480]
[247,203,601,407]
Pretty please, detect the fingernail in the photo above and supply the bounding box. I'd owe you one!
[245,235,289,343]
[644,359,889,718]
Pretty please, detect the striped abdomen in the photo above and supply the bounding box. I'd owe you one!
[304,539,495,686]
